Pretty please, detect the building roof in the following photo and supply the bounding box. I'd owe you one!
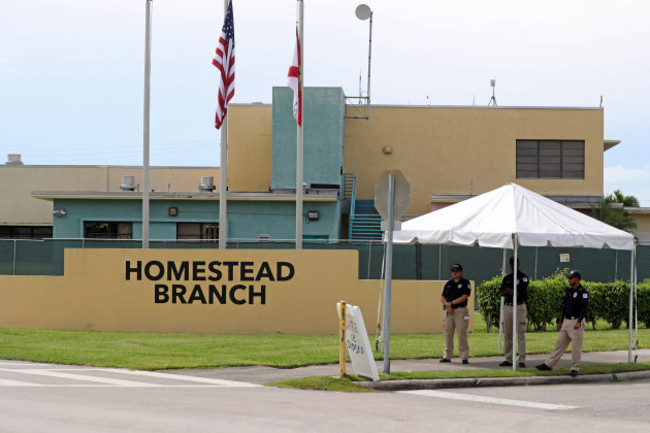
[31,191,338,202]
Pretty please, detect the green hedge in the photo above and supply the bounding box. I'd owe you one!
[637,280,650,328]
[476,270,645,332]
[475,276,501,332]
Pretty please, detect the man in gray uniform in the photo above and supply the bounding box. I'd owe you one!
[440,264,472,364]
[499,257,529,368]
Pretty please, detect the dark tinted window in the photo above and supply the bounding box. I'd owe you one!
[516,140,584,179]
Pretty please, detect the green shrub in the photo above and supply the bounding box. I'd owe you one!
[526,270,568,330]
[636,280,650,328]
[476,269,649,332]
[475,276,502,333]
[584,281,630,329]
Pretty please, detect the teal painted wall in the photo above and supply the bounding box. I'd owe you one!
[52,198,340,241]
[53,199,218,240]
[227,200,340,241]
[271,87,346,189]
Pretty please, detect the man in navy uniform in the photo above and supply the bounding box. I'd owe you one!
[440,263,472,364]
[536,270,589,377]
[499,257,529,367]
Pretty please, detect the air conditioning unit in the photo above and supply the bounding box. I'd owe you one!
[120,176,135,191]
[5,154,23,165]
[199,176,216,192]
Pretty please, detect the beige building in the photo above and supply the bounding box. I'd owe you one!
[4,95,649,241]
[228,102,645,222]
[0,156,218,238]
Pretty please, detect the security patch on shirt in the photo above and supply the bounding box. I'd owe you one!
[583,293,588,299]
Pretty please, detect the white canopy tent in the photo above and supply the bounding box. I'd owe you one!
[392,183,637,369]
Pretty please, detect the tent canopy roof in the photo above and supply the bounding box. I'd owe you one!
[393,183,635,251]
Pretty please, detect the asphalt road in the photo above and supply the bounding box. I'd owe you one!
[1,359,649,432]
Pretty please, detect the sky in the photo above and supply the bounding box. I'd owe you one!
[1,0,649,203]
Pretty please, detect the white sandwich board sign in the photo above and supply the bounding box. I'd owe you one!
[336,302,380,381]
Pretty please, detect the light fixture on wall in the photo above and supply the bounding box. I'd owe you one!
[307,210,320,221]
[52,208,66,217]
[168,207,178,217]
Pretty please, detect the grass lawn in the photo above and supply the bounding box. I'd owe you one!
[0,313,646,371]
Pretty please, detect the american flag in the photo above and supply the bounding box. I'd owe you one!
[212,0,235,130]
[287,28,302,126]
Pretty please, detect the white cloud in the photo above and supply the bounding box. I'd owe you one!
[604,165,650,206]
[605,165,650,182]
[0,57,18,74]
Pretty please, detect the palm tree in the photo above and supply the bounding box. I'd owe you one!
[606,190,640,207]
[592,190,638,232]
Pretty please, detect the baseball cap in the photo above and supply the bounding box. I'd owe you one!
[566,270,581,279]
[451,264,463,272]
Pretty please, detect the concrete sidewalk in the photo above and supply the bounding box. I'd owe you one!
[166,349,650,390]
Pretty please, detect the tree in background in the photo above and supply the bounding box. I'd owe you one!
[592,189,639,232]
[606,190,640,208]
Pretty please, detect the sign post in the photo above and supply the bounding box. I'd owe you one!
[374,170,410,374]
[338,301,347,377]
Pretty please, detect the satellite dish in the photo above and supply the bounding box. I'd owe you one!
[355,4,372,20]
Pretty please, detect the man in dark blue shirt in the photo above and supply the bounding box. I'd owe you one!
[440,263,472,364]
[536,270,589,377]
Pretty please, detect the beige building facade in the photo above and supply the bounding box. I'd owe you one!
[3,99,641,240]
[0,162,218,233]
[343,105,608,214]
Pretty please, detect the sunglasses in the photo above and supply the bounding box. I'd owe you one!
[451,269,461,273]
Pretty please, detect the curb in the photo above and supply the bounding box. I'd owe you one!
[358,370,650,391]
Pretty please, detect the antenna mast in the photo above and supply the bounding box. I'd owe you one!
[488,77,497,107]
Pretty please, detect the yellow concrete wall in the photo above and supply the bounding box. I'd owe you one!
[0,166,219,225]
[344,106,604,215]
[0,249,473,334]
[227,104,273,192]
[630,212,650,242]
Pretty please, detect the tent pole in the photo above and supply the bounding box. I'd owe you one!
[629,244,636,363]
[635,244,639,349]
[498,249,506,348]
[512,235,518,372]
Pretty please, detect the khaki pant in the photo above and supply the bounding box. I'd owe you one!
[545,318,585,371]
[502,304,527,363]
[443,306,470,360]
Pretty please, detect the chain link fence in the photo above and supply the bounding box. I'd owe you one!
[1,239,649,286]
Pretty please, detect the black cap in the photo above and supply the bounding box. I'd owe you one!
[509,257,520,264]
[451,264,463,272]
[567,270,581,279]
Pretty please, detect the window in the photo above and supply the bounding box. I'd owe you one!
[177,223,219,241]
[0,226,53,239]
[84,222,133,239]
[516,140,584,179]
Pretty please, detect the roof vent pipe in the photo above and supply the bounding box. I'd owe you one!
[199,176,216,192]
[120,176,135,191]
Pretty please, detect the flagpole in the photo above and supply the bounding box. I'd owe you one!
[219,118,228,249]
[142,0,153,249]
[295,0,304,250]
[218,0,229,250]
